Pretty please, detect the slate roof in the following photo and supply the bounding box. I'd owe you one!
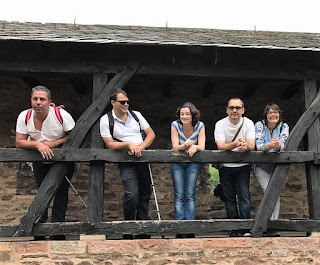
[0,21,320,51]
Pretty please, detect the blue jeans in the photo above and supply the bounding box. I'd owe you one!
[170,163,200,220]
[219,165,251,219]
[118,163,151,220]
[33,162,75,223]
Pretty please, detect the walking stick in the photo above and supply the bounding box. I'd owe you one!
[148,164,161,221]
[65,176,87,209]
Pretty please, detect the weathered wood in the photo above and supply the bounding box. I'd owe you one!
[87,74,108,222]
[252,88,320,235]
[304,79,320,219]
[4,219,320,237]
[13,63,140,237]
[0,148,316,163]
[0,60,318,80]
[2,220,254,237]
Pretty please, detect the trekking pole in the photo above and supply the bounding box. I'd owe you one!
[65,176,87,209]
[148,164,161,221]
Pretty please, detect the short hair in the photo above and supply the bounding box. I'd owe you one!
[110,89,128,101]
[31,85,51,101]
[263,103,283,124]
[175,102,201,127]
[227,97,244,108]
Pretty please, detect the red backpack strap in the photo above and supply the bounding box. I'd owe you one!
[25,108,33,125]
[50,102,64,125]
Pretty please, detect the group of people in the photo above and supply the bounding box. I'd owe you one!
[15,86,289,240]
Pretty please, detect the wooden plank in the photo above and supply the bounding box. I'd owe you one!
[0,60,318,80]
[2,220,254,237]
[304,79,320,219]
[0,148,316,163]
[4,219,320,237]
[13,63,140,237]
[268,219,320,232]
[252,88,320,235]
[87,74,108,222]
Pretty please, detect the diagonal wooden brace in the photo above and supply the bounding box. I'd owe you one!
[252,88,320,235]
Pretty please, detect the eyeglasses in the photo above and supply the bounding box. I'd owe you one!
[267,111,279,115]
[117,100,130,105]
[227,106,243,111]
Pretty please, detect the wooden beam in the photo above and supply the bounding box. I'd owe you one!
[304,79,320,219]
[252,88,320,235]
[0,149,316,163]
[3,220,254,237]
[87,74,108,222]
[13,63,140,237]
[2,219,320,237]
[0,60,318,80]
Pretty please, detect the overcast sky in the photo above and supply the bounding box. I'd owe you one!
[1,0,319,33]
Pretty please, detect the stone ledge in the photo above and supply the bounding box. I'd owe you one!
[1,236,320,264]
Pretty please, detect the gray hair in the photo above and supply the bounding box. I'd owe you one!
[31,85,52,101]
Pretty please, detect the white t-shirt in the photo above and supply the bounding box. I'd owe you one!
[214,116,255,167]
[16,106,75,142]
[100,110,150,146]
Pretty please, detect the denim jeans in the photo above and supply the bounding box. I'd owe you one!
[170,163,200,220]
[118,163,151,220]
[33,162,75,223]
[219,165,251,219]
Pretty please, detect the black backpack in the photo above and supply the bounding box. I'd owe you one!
[107,109,145,142]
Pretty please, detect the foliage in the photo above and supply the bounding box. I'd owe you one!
[208,164,219,194]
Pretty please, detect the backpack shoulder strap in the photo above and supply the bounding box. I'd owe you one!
[25,108,33,125]
[129,109,140,124]
[129,109,145,139]
[107,111,114,138]
[50,103,64,124]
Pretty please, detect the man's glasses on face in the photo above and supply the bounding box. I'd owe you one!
[117,100,130,105]
[227,106,243,111]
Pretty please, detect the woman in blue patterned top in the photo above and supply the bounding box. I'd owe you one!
[170,102,205,225]
[255,103,289,221]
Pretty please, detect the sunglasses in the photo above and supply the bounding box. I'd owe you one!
[116,100,130,105]
[227,106,243,111]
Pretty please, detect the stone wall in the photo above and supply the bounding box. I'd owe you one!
[0,73,310,225]
[1,235,320,264]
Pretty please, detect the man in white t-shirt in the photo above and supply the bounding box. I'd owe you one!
[16,85,75,240]
[100,89,155,230]
[214,98,255,237]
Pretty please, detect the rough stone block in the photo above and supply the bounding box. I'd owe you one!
[0,242,12,252]
[87,240,138,254]
[170,239,203,251]
[203,238,252,249]
[51,241,87,255]
[138,239,172,252]
[15,242,48,254]
[253,237,319,251]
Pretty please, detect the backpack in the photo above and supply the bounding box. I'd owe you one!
[107,109,145,141]
[25,103,64,125]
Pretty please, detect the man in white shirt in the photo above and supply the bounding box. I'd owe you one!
[214,98,255,237]
[16,85,75,240]
[100,89,155,225]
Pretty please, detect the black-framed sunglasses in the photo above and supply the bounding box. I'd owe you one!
[227,106,243,111]
[117,100,130,105]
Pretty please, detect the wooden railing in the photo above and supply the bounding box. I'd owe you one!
[1,148,320,238]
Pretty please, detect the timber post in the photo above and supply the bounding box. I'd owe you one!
[87,74,109,222]
[304,79,320,219]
